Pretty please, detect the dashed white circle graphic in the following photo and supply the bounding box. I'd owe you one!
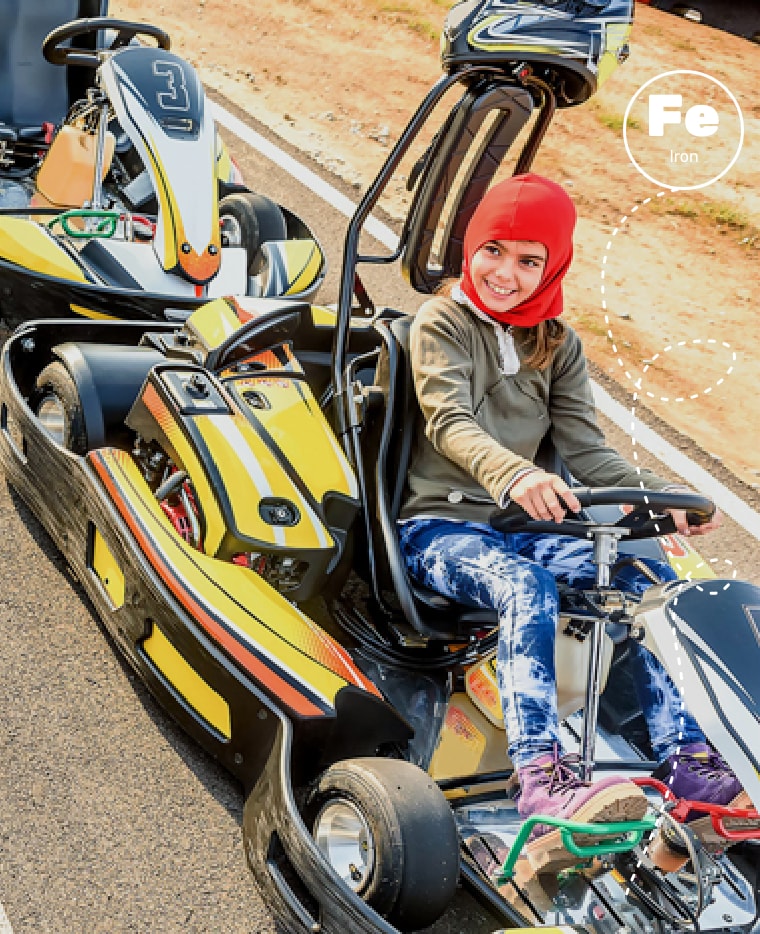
[600,198,746,881]
[601,196,736,395]
[600,193,739,588]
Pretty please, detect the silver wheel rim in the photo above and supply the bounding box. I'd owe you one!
[314,799,375,893]
[220,213,243,247]
[675,7,703,22]
[37,395,66,444]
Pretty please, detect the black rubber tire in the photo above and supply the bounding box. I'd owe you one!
[243,192,288,244]
[32,362,88,455]
[305,757,459,931]
[219,192,288,275]
[219,192,261,272]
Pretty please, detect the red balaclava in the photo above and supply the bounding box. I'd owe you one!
[459,173,577,328]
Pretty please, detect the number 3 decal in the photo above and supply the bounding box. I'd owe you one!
[153,60,190,112]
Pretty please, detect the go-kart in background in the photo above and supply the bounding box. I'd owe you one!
[637,0,760,42]
[110,0,760,494]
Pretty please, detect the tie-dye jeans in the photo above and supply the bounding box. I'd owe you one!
[398,518,706,769]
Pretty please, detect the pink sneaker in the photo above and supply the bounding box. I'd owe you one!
[516,745,648,873]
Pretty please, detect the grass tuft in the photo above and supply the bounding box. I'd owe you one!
[654,197,759,246]
[702,203,750,229]
[373,0,441,40]
[409,17,439,40]
[596,111,640,132]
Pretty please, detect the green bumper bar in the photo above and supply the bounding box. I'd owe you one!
[494,812,657,884]
[47,209,120,239]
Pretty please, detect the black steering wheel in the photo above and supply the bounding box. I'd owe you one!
[490,487,716,540]
[43,18,171,68]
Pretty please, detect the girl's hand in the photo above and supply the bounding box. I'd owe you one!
[508,470,582,522]
[668,506,723,537]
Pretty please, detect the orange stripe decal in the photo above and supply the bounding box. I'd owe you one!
[90,452,326,718]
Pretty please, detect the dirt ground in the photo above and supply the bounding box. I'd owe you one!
[112,0,760,488]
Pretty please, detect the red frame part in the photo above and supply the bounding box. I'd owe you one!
[635,777,760,843]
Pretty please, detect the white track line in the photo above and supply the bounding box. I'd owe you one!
[592,383,760,538]
[211,101,760,543]
[210,102,395,250]
[0,903,14,934]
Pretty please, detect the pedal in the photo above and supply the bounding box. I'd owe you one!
[646,818,694,873]
[497,856,559,915]
[463,830,510,878]
[463,831,583,915]
[635,777,760,868]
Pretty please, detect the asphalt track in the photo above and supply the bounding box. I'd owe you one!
[1,91,759,934]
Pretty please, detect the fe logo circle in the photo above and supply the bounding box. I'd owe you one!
[623,70,744,191]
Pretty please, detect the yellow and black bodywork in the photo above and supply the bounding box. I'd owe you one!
[0,305,409,774]
[0,203,327,329]
[0,301,456,933]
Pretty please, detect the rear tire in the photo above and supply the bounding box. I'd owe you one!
[305,757,459,931]
[243,192,288,245]
[219,192,287,274]
[32,362,88,454]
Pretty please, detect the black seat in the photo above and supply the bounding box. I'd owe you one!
[356,314,499,641]
[0,0,106,139]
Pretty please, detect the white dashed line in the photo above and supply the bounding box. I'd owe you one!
[597,195,760,541]
[0,903,14,933]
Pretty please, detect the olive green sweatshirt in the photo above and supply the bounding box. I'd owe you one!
[399,296,671,523]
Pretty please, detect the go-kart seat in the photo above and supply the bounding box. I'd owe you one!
[0,0,106,137]
[362,314,494,640]
[363,313,572,642]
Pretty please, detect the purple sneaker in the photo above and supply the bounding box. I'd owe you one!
[516,745,648,873]
[651,742,759,855]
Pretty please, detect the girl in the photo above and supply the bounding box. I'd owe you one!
[398,172,748,873]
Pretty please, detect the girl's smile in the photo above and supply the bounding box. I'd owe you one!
[469,239,547,315]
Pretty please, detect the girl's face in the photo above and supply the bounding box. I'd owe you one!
[469,239,547,315]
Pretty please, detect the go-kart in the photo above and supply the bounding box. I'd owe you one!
[0,2,325,328]
[1,1,760,932]
[637,0,760,42]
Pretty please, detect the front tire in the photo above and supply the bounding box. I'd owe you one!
[306,757,459,931]
[32,362,88,454]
